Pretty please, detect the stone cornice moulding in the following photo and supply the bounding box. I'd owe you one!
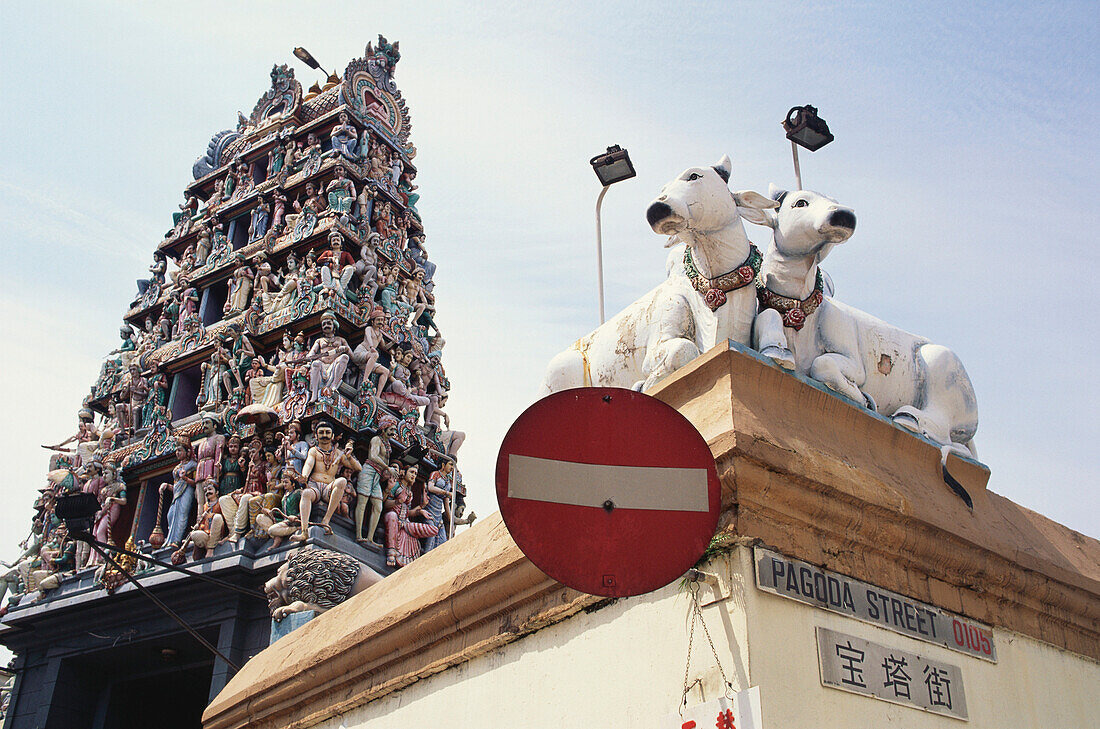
[652,342,1100,663]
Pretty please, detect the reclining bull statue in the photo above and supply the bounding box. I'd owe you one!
[753,185,979,459]
[540,156,776,394]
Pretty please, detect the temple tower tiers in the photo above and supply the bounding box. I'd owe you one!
[0,38,474,729]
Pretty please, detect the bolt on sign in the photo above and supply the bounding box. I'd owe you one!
[663,688,762,729]
[817,627,969,721]
[496,388,721,598]
[754,547,996,662]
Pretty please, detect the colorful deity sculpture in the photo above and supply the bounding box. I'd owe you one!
[249,196,272,243]
[294,420,359,542]
[383,464,438,567]
[330,111,358,159]
[88,465,126,565]
[162,445,197,548]
[306,312,352,402]
[317,232,356,301]
[421,458,454,553]
[325,165,357,221]
[172,480,225,562]
[41,408,99,467]
[11,48,474,612]
[225,257,255,316]
[355,415,396,545]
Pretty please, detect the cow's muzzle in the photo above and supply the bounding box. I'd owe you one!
[828,209,856,231]
[647,201,683,234]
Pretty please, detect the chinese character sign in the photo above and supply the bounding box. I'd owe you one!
[664,688,762,729]
[816,627,968,720]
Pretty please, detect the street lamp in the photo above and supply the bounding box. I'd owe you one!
[783,105,834,190]
[293,46,331,78]
[589,145,636,324]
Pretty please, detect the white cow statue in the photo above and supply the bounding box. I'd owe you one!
[539,156,776,394]
[752,185,979,457]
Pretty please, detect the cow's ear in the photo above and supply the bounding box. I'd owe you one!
[712,155,732,183]
[768,183,788,206]
[734,190,779,227]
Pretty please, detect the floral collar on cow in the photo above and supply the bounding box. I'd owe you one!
[683,245,763,311]
[756,270,825,331]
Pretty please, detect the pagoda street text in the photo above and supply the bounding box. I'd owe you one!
[755,548,996,662]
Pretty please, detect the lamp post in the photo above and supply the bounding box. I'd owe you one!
[783,105,834,190]
[293,46,331,78]
[589,145,636,324]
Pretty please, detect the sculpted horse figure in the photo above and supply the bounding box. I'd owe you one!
[539,156,776,394]
[752,186,979,458]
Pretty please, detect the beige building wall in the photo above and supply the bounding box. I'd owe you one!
[316,575,746,729]
[319,545,1099,729]
[739,546,1100,728]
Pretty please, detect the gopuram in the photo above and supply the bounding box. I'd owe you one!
[0,38,475,729]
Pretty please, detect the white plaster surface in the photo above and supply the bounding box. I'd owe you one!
[318,564,751,728]
[319,546,1099,728]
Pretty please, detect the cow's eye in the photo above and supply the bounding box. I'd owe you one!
[793,198,809,208]
[687,172,701,181]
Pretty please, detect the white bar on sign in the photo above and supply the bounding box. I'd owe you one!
[507,454,709,512]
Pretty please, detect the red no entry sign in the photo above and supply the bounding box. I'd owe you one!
[496,388,721,597]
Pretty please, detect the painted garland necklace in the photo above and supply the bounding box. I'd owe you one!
[317,444,339,470]
[683,245,763,311]
[756,270,825,331]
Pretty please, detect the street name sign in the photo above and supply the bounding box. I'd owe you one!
[817,627,969,721]
[755,547,996,662]
[496,388,721,597]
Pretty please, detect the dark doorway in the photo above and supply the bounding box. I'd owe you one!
[44,627,219,729]
[101,662,213,729]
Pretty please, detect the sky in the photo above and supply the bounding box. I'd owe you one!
[0,0,1097,572]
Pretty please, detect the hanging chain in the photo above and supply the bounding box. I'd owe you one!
[681,581,734,712]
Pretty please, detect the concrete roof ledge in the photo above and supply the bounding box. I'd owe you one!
[653,341,1099,662]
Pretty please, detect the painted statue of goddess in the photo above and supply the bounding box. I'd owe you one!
[163,445,198,548]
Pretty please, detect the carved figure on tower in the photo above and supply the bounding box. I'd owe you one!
[306,311,352,402]
[330,111,359,160]
[294,420,359,542]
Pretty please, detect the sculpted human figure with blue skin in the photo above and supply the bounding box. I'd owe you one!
[249,196,271,243]
[330,111,358,159]
[421,459,454,553]
[163,445,197,548]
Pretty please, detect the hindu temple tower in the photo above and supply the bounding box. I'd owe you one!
[0,37,470,728]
